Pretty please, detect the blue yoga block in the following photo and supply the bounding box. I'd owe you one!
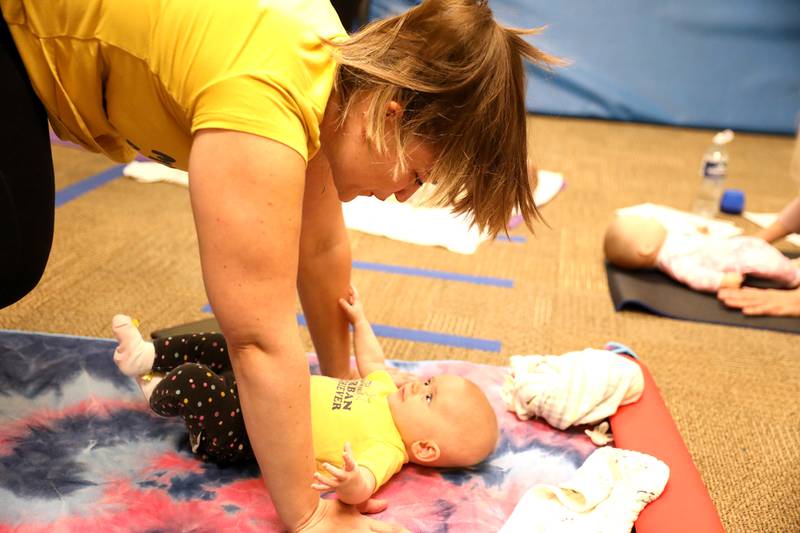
[720,189,745,214]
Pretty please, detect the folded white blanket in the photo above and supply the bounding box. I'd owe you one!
[122,161,564,255]
[123,160,189,187]
[341,170,564,254]
[499,447,669,533]
[501,349,644,430]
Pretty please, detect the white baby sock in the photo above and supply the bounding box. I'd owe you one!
[112,314,162,401]
[112,314,156,377]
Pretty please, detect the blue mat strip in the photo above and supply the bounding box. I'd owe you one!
[352,260,513,287]
[295,313,502,352]
[199,305,501,351]
[55,165,126,207]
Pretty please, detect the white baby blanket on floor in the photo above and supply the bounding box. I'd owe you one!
[743,211,800,247]
[501,349,644,430]
[123,161,189,187]
[342,170,564,254]
[123,162,564,255]
[616,203,742,239]
[499,447,669,533]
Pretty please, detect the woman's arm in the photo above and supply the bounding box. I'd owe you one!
[188,130,405,532]
[756,197,800,243]
[755,219,790,243]
[297,153,353,379]
[189,130,316,529]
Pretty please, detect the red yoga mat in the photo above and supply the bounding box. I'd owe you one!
[610,358,725,533]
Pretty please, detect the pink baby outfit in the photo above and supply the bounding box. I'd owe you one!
[656,233,800,293]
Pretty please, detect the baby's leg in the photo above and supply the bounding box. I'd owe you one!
[152,332,233,375]
[150,362,249,462]
[740,240,800,288]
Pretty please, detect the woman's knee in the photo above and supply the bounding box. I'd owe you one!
[0,168,54,308]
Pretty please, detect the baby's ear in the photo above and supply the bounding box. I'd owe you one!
[637,240,660,257]
[409,440,441,464]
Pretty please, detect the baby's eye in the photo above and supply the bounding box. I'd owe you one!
[423,379,431,386]
[414,174,424,187]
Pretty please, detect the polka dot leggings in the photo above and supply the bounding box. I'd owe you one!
[149,332,253,463]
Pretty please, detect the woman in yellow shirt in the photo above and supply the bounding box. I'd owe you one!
[0,0,558,530]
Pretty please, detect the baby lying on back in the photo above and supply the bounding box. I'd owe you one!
[604,215,800,293]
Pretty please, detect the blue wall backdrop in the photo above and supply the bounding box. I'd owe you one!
[368,0,800,134]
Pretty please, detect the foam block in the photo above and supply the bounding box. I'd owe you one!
[610,358,725,533]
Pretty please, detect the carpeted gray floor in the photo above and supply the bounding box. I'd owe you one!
[1,116,798,532]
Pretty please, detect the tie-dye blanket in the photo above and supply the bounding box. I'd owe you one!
[0,331,596,532]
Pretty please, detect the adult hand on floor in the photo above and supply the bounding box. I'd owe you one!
[295,499,409,533]
[718,286,800,317]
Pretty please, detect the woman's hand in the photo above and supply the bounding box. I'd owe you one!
[294,498,408,533]
[718,286,800,317]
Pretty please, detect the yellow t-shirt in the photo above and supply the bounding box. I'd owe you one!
[1,0,345,169]
[311,371,408,490]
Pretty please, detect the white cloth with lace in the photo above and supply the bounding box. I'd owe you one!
[499,446,669,533]
[501,349,644,430]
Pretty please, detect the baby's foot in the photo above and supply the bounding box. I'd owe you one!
[112,314,155,377]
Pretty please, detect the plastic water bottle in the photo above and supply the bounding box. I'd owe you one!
[692,129,734,218]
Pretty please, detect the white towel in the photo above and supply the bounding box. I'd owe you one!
[342,170,565,254]
[123,160,189,187]
[121,162,564,254]
[501,349,644,430]
[499,447,669,533]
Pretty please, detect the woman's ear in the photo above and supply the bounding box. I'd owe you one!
[410,440,441,463]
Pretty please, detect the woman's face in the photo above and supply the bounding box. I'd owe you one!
[322,98,436,203]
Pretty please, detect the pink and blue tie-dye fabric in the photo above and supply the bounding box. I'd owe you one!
[0,331,596,533]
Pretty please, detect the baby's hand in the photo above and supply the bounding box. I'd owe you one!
[311,442,362,495]
[386,366,417,387]
[720,272,744,289]
[338,285,366,324]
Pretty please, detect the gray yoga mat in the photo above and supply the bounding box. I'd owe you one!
[605,260,800,334]
[150,317,221,339]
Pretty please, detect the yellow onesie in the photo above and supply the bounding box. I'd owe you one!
[0,0,345,169]
[311,370,408,490]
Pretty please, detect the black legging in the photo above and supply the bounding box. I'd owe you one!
[0,12,55,308]
[150,332,253,463]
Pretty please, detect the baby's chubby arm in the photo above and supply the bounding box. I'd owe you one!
[338,285,386,378]
[311,442,384,511]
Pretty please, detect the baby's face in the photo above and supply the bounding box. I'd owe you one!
[387,375,492,462]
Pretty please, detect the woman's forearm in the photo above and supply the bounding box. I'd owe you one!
[777,196,800,236]
[298,240,353,378]
[188,130,321,530]
[228,337,318,530]
[755,219,790,243]
[298,153,354,379]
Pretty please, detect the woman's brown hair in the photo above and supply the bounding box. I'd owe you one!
[327,0,563,236]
